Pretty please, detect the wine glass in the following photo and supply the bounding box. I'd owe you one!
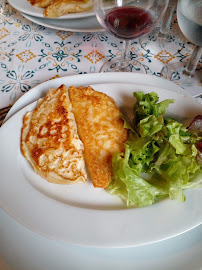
[161,0,202,97]
[139,0,186,60]
[94,0,169,72]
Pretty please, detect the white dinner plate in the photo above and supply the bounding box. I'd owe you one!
[22,12,104,32]
[1,75,202,248]
[8,0,95,19]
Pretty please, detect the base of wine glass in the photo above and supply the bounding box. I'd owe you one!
[139,27,185,58]
[100,57,146,73]
[161,62,202,98]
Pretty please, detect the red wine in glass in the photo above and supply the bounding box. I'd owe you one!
[93,0,169,72]
[104,6,153,40]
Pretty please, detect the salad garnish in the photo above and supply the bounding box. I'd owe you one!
[108,91,202,207]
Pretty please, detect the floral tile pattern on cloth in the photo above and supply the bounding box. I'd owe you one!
[0,4,201,108]
[16,49,36,63]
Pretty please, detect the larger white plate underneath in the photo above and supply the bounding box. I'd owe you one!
[0,80,202,248]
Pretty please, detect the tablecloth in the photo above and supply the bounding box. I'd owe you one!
[0,2,201,109]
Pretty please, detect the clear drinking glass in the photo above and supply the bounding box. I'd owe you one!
[94,0,169,72]
[139,0,186,59]
[161,0,202,97]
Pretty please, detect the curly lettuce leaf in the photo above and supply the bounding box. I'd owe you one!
[108,145,168,207]
[133,91,174,125]
[108,91,202,207]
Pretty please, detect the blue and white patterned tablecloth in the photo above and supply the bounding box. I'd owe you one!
[0,2,201,109]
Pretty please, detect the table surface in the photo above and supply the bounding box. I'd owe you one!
[0,2,202,270]
[0,2,201,109]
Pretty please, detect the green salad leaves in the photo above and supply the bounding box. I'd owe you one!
[108,91,202,207]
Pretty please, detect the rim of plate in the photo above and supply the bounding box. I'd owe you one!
[5,72,193,122]
[22,12,104,32]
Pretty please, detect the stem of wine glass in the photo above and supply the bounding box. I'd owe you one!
[183,46,202,77]
[158,6,175,38]
[119,40,131,71]
[0,0,5,14]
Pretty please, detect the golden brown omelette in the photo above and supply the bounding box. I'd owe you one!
[21,84,87,185]
[28,0,53,8]
[68,85,129,189]
[28,0,93,18]
[44,0,93,18]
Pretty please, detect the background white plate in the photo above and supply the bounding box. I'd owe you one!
[22,12,103,32]
[1,80,202,248]
[8,0,95,19]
